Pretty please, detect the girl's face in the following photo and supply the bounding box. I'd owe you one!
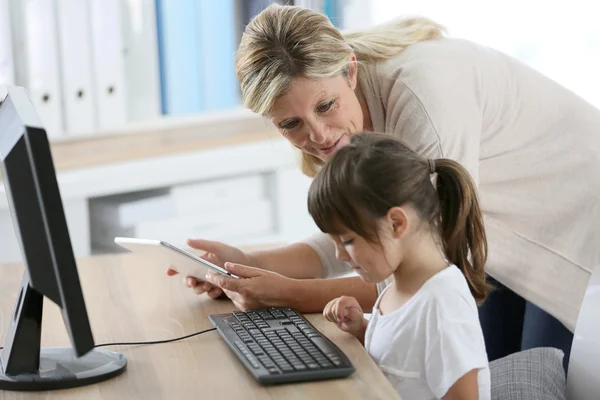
[330,207,411,283]
[268,56,364,161]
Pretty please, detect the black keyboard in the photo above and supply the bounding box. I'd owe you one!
[209,307,355,384]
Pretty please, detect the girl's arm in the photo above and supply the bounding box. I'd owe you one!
[443,369,479,400]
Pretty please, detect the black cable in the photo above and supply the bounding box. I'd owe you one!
[94,327,217,348]
[0,327,217,351]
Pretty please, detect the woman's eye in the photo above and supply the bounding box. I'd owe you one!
[280,120,299,130]
[317,100,334,113]
[341,238,354,246]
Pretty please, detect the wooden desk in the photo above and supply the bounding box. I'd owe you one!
[0,254,400,399]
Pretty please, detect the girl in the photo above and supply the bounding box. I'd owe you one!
[308,133,491,400]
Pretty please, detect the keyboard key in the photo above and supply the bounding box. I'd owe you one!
[267,367,280,375]
[283,309,297,317]
[308,337,337,353]
[293,363,308,371]
[259,312,275,320]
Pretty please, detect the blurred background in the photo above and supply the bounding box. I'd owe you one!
[0,0,598,263]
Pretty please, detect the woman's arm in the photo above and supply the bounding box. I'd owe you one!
[205,263,379,312]
[184,235,379,311]
[247,242,326,279]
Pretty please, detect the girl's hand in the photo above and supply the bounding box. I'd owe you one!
[323,296,367,339]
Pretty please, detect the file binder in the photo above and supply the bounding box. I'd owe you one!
[121,0,162,121]
[90,0,127,130]
[198,0,239,111]
[55,0,96,136]
[0,0,14,88]
[9,0,65,138]
[155,0,204,115]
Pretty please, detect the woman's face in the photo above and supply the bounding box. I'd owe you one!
[268,60,364,160]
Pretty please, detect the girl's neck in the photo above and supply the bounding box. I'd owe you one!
[391,232,449,297]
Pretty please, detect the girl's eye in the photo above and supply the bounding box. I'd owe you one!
[317,100,334,113]
[341,238,354,246]
[280,120,299,130]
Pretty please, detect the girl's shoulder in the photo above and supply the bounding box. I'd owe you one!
[420,266,479,313]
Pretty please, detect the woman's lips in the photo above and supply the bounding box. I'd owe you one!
[320,136,342,155]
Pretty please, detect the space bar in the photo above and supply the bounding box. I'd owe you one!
[309,337,338,356]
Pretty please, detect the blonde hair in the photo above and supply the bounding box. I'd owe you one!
[235,4,445,176]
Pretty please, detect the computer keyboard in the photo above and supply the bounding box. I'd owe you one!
[209,307,355,384]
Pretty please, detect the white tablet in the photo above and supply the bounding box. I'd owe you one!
[114,237,239,280]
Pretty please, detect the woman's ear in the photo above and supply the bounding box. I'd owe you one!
[347,53,358,90]
[386,206,409,239]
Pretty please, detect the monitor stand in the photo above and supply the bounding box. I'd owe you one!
[0,273,127,391]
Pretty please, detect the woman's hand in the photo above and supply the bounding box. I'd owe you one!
[323,296,368,341]
[166,238,254,299]
[204,262,296,310]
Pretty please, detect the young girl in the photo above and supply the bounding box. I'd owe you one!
[307,133,491,400]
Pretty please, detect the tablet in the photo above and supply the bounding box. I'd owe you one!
[114,237,239,280]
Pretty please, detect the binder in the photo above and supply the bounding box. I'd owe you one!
[121,0,161,122]
[323,0,342,28]
[9,0,64,138]
[293,0,322,10]
[241,0,275,26]
[198,0,239,111]
[89,0,127,131]
[55,0,96,136]
[155,0,204,115]
[0,0,15,89]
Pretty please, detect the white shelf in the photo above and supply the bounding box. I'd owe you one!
[50,106,269,143]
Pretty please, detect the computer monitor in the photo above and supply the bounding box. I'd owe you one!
[0,86,127,391]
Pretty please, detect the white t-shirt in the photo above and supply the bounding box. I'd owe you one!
[364,266,491,400]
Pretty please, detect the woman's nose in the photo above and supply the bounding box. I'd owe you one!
[308,121,328,144]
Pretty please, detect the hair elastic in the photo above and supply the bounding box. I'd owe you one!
[428,159,436,174]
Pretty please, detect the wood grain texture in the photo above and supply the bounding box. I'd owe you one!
[0,253,400,399]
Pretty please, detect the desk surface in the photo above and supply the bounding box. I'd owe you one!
[0,254,399,399]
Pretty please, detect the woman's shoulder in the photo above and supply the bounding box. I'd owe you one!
[373,37,488,77]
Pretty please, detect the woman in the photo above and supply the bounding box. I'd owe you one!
[168,4,600,366]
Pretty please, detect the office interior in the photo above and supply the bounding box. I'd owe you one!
[1,0,599,399]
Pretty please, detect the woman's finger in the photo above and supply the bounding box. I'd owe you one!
[186,238,224,253]
[207,286,223,299]
[193,282,211,295]
[184,277,202,288]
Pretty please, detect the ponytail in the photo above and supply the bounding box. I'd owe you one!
[433,159,491,303]
[344,17,446,64]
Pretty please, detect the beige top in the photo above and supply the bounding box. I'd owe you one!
[303,37,600,332]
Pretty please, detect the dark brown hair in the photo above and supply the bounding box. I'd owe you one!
[307,133,490,303]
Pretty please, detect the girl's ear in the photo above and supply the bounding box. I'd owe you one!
[386,206,409,239]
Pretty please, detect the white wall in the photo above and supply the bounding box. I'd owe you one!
[370,0,600,109]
